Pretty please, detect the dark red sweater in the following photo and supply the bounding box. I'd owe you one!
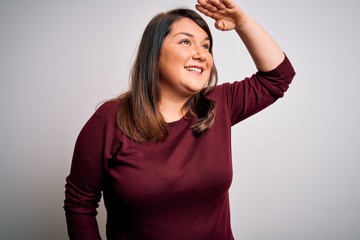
[64,56,295,239]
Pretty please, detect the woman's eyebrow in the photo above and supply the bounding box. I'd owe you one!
[173,32,210,41]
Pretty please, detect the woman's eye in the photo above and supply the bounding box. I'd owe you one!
[203,44,210,50]
[180,40,190,45]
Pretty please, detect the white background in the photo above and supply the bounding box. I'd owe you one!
[1,0,359,239]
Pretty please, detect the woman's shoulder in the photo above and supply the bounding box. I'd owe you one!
[207,82,233,101]
[94,99,119,119]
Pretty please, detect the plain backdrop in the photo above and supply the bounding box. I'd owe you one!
[1,0,359,239]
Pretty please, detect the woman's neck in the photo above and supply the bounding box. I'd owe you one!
[159,95,189,123]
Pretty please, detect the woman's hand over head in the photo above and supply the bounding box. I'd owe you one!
[195,0,248,31]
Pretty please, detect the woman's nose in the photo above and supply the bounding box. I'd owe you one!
[192,47,207,62]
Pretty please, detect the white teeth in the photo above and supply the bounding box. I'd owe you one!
[185,67,202,73]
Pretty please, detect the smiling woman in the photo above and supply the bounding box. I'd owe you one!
[63,0,295,239]
[116,8,219,143]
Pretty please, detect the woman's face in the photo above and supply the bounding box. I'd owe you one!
[158,17,213,101]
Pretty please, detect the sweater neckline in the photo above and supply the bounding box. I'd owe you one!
[166,111,192,126]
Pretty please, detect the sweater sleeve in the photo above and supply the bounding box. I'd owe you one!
[64,102,117,239]
[220,54,296,126]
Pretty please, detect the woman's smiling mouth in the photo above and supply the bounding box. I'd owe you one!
[185,66,204,73]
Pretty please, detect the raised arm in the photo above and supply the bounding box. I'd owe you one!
[196,0,285,72]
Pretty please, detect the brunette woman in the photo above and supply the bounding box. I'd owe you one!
[64,0,295,239]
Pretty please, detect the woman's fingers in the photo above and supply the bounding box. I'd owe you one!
[196,0,244,31]
[197,0,218,13]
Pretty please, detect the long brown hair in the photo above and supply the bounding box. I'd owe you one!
[117,8,218,142]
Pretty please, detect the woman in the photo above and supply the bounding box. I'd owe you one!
[64,0,296,239]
